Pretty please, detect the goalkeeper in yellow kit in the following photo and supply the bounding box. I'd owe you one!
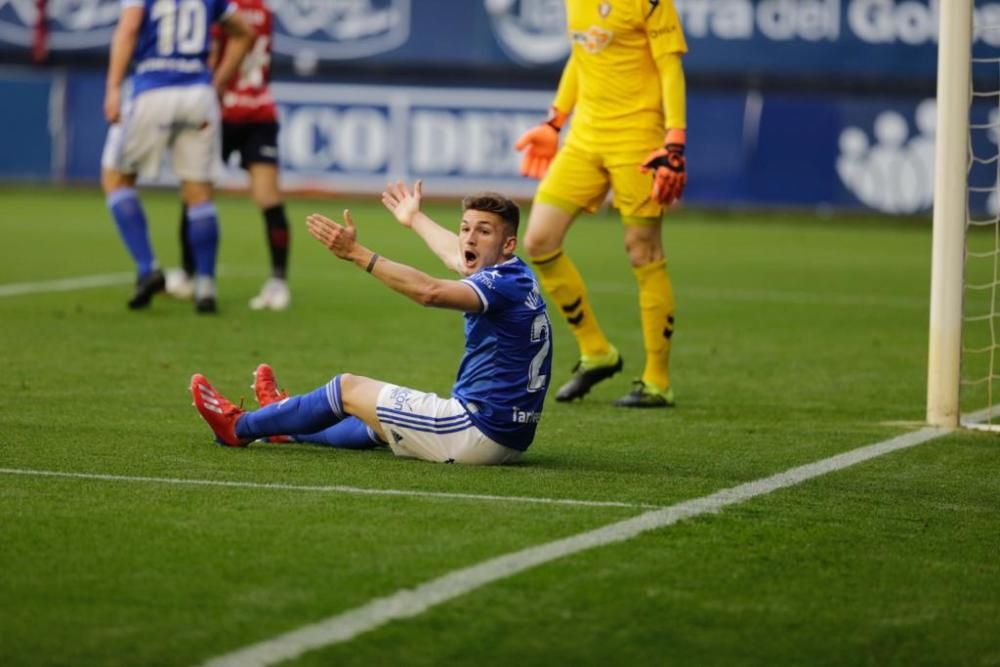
[516,0,688,408]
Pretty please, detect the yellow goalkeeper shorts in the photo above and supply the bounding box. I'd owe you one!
[536,142,664,221]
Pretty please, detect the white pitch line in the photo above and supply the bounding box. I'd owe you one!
[0,268,257,299]
[200,425,953,667]
[0,273,134,298]
[0,468,657,510]
[0,273,924,310]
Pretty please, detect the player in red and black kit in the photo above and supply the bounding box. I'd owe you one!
[169,0,291,310]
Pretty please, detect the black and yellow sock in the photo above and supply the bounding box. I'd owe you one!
[531,247,611,360]
[634,259,675,391]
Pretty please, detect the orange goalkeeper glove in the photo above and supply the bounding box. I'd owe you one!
[514,107,568,180]
[641,129,687,205]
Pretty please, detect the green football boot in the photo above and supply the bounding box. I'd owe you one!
[613,380,675,408]
[555,347,623,402]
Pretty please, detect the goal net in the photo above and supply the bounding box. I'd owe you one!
[927,0,1000,430]
[963,26,1000,430]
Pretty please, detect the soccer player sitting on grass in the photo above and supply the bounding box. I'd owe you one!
[190,182,554,465]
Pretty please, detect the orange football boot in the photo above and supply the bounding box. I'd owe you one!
[252,364,293,443]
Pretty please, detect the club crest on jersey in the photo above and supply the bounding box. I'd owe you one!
[598,2,611,18]
[271,0,410,60]
[570,26,613,54]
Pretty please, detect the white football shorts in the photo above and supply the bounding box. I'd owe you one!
[374,384,522,465]
[101,84,221,183]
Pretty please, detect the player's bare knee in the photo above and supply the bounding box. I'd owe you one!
[338,373,377,407]
[249,169,281,209]
[101,170,132,195]
[624,238,663,267]
[249,181,280,209]
[181,182,213,207]
[524,228,560,258]
[252,191,281,210]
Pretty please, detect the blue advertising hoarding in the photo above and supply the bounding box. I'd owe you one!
[0,68,55,180]
[1,1,997,81]
[6,68,991,216]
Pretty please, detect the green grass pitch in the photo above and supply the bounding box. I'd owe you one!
[1,186,998,666]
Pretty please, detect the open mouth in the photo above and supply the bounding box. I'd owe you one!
[463,250,478,268]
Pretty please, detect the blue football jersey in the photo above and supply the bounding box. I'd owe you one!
[125,0,236,96]
[453,257,553,451]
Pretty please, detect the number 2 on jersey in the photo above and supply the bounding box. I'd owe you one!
[527,313,551,392]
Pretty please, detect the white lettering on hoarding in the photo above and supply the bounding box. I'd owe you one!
[278,102,542,178]
[281,106,389,173]
[411,109,537,176]
[676,0,1000,48]
[756,0,839,42]
[0,0,119,48]
[0,0,412,56]
[269,0,410,60]
[847,0,937,45]
[677,0,842,42]
[267,83,553,197]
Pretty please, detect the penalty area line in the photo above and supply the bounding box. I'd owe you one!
[0,468,658,510]
[199,424,957,667]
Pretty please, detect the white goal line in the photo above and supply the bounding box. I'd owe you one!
[0,468,659,510]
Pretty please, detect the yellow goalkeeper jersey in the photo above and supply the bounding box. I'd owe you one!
[562,0,687,153]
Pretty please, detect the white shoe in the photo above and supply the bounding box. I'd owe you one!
[164,268,194,300]
[249,278,290,311]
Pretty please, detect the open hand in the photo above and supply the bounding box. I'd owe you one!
[306,210,357,260]
[514,123,559,180]
[381,179,423,227]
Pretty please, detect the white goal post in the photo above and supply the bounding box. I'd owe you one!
[927,0,973,428]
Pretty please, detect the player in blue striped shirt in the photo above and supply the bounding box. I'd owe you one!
[191,182,553,464]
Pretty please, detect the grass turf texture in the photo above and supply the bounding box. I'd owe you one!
[1,186,998,666]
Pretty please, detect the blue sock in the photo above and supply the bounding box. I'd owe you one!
[236,375,346,440]
[294,417,382,450]
[186,202,219,277]
[107,188,156,275]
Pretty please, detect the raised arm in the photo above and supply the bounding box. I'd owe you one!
[306,211,482,313]
[381,180,464,274]
[104,5,144,123]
